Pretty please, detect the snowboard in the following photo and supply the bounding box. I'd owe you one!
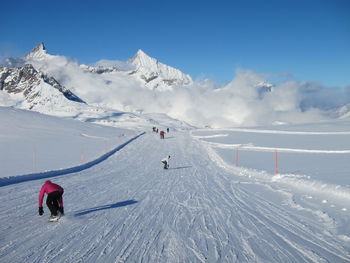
[48,214,61,222]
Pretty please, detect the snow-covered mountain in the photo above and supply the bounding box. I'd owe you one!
[24,42,49,61]
[1,43,349,128]
[24,43,192,91]
[0,64,192,130]
[0,43,195,128]
[0,63,84,113]
[80,49,193,91]
[128,49,192,90]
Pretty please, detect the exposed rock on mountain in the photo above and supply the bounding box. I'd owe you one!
[25,42,48,60]
[23,43,192,92]
[0,64,84,110]
[80,64,119,74]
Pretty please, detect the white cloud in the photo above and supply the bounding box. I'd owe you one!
[94,59,135,71]
[22,55,350,128]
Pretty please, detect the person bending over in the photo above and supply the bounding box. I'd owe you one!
[38,180,64,220]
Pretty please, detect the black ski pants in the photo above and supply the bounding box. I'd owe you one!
[162,161,168,169]
[46,191,63,216]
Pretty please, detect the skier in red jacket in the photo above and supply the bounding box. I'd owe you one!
[38,180,64,220]
[160,131,165,139]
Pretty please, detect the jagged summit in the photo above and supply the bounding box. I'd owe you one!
[136,49,148,57]
[33,42,46,52]
[129,49,158,68]
[25,42,48,60]
[22,44,192,90]
[128,49,192,90]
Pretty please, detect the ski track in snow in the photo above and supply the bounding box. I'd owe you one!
[0,132,349,262]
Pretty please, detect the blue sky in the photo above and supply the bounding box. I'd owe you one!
[1,0,349,87]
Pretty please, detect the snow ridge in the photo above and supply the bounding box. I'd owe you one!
[200,140,350,154]
[0,132,145,187]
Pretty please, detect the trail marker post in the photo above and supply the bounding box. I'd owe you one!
[33,148,37,173]
[104,139,109,153]
[80,150,84,165]
[275,150,279,175]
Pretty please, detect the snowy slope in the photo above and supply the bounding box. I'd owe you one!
[192,123,350,240]
[0,107,191,178]
[0,107,137,178]
[0,115,349,262]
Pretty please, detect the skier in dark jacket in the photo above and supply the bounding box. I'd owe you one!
[38,180,64,221]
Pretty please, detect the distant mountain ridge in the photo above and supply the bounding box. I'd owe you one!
[128,49,192,90]
[0,63,84,110]
[1,43,349,127]
[0,43,194,113]
[0,43,195,128]
[23,43,192,91]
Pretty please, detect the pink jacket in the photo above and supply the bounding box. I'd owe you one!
[38,180,64,207]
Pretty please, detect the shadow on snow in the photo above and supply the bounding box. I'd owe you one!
[74,200,138,217]
[168,166,192,170]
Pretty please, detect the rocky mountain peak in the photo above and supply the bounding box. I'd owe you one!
[129,49,157,68]
[136,49,147,57]
[25,42,47,60]
[128,49,192,90]
[0,63,84,107]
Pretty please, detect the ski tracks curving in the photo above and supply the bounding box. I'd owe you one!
[0,131,349,262]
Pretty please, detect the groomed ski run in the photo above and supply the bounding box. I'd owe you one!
[0,131,349,263]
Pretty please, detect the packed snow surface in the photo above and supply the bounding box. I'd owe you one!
[0,107,137,178]
[0,108,350,262]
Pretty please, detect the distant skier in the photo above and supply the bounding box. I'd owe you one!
[160,131,165,139]
[38,180,64,221]
[167,128,169,133]
[161,155,170,169]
